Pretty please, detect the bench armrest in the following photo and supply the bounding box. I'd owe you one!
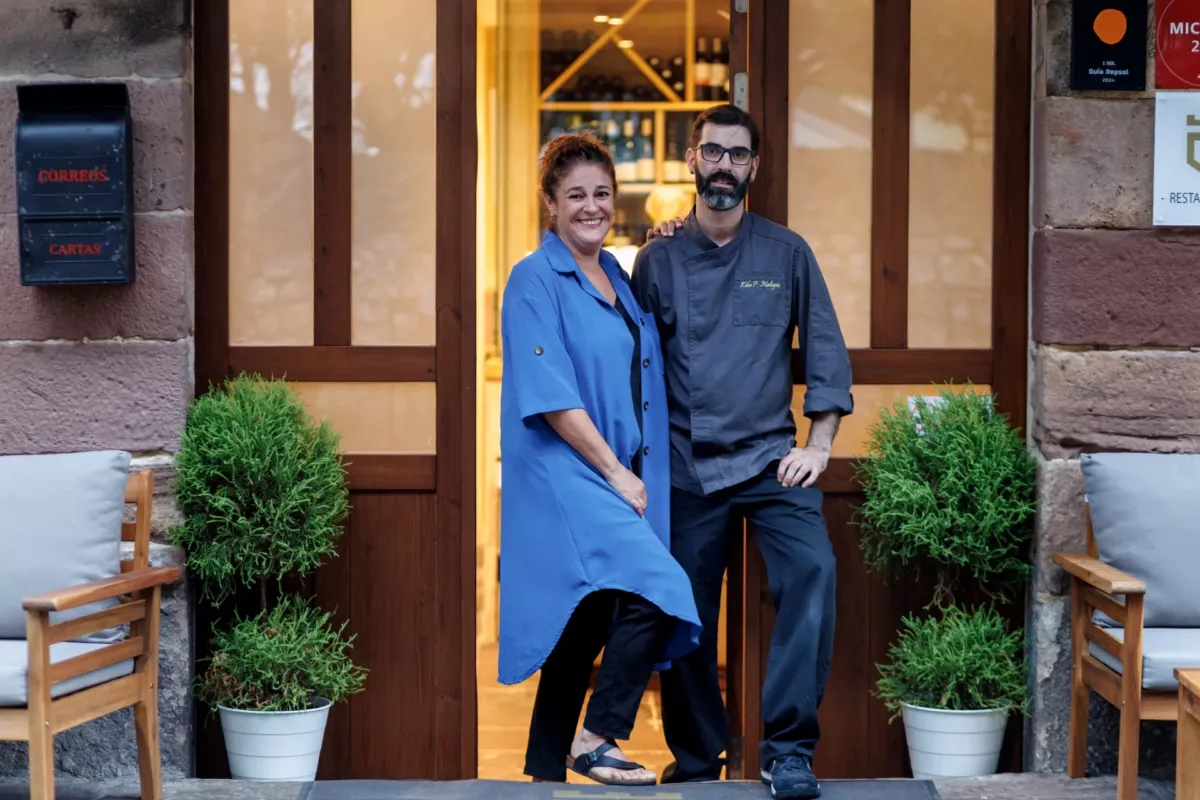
[1052,552,1145,596]
[22,567,182,612]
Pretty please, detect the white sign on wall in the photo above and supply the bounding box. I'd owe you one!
[1154,90,1200,226]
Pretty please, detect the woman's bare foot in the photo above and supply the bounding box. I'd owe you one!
[568,728,657,785]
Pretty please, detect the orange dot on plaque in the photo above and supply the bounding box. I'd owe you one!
[1094,8,1127,45]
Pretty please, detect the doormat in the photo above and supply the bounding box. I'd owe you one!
[301,778,940,800]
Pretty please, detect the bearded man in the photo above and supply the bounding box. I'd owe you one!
[629,103,855,800]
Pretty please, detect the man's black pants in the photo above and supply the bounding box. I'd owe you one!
[524,590,669,781]
[660,465,837,780]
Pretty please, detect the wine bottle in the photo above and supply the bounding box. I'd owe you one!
[710,38,728,101]
[616,118,638,183]
[636,117,655,182]
[695,37,711,101]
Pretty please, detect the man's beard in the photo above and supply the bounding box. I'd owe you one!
[696,167,750,211]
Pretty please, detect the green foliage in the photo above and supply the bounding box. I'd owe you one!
[166,375,351,607]
[196,595,367,712]
[854,384,1036,604]
[169,375,364,713]
[874,604,1027,718]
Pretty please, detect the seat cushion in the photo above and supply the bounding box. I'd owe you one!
[1081,452,1200,628]
[1089,627,1200,692]
[0,639,134,708]
[0,451,131,643]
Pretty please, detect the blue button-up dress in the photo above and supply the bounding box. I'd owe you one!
[497,231,702,685]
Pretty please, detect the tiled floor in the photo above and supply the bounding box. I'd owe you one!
[476,643,679,783]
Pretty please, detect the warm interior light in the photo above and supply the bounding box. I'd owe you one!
[608,17,623,25]
[593,14,609,23]
[617,39,634,48]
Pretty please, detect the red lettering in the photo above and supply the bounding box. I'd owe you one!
[48,242,103,257]
[36,167,110,184]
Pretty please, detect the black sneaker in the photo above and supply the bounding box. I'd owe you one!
[760,754,821,799]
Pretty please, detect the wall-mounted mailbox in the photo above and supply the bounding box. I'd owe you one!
[15,82,134,286]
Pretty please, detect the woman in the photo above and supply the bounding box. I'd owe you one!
[498,132,702,787]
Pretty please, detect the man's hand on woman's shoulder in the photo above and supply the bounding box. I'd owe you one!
[645,217,686,242]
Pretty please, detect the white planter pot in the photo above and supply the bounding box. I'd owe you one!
[218,698,332,781]
[900,702,1008,779]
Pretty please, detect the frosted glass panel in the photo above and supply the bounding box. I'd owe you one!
[228,0,315,346]
[907,0,994,348]
[793,383,992,459]
[787,0,874,349]
[289,382,437,454]
[349,0,438,346]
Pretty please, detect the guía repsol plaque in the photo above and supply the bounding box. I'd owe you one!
[1071,0,1148,91]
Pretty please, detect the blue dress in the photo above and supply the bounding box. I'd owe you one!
[497,231,703,685]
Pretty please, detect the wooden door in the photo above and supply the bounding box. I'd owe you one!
[194,0,477,779]
[722,0,1032,779]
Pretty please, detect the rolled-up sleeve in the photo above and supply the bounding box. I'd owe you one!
[502,271,584,421]
[795,245,854,418]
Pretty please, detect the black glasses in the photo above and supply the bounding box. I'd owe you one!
[696,142,755,166]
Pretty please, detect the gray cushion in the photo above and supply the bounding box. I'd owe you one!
[0,639,134,708]
[0,451,131,642]
[1081,452,1200,628]
[1089,627,1200,692]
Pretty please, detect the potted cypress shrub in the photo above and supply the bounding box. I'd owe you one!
[854,384,1036,778]
[875,604,1028,779]
[167,375,367,781]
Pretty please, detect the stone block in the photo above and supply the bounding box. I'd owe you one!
[0,340,190,455]
[127,454,184,540]
[1033,229,1200,347]
[1033,347,1200,458]
[0,0,186,78]
[0,79,190,214]
[1039,0,1071,98]
[1024,595,1073,772]
[1032,456,1086,597]
[1023,596,1176,778]
[0,543,192,781]
[1033,98,1154,229]
[0,213,191,341]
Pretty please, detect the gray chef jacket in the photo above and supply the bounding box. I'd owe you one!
[629,210,854,496]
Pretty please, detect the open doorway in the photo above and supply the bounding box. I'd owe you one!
[473,0,732,782]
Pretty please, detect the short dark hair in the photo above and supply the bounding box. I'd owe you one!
[689,104,759,154]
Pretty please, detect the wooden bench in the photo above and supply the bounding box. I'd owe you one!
[1053,452,1200,800]
[1178,668,1200,800]
[0,456,181,800]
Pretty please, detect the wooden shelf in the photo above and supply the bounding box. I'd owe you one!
[618,181,696,195]
[540,100,719,112]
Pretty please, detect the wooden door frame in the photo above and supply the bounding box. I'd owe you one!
[723,0,1033,777]
[193,0,478,778]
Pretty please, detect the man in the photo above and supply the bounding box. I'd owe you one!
[629,104,853,800]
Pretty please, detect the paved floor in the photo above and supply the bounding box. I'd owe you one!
[477,643,682,783]
[0,774,1178,800]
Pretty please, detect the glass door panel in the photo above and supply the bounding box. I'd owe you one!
[228,0,315,346]
[792,383,993,459]
[288,382,437,454]
[349,0,439,346]
[907,0,994,349]
[787,0,874,349]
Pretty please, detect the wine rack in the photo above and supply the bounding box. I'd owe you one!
[534,0,732,248]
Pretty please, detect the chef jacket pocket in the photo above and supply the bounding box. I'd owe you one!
[732,275,791,327]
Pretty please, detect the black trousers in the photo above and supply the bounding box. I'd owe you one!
[524,590,669,781]
[660,464,837,780]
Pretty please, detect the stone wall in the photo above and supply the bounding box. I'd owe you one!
[1025,0,1191,780]
[0,0,194,782]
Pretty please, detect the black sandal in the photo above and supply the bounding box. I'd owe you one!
[566,740,657,786]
